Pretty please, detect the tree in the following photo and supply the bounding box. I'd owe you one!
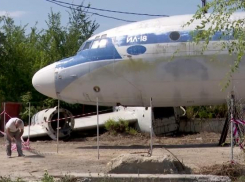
[66,5,99,56]
[186,0,245,88]
[0,7,99,111]
[0,16,32,102]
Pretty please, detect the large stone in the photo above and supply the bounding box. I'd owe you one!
[106,154,191,174]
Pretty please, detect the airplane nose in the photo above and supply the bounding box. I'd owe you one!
[32,63,57,99]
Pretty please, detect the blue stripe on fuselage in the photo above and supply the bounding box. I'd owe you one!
[55,30,232,69]
[116,31,232,46]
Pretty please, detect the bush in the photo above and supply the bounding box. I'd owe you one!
[186,104,227,119]
[105,119,137,135]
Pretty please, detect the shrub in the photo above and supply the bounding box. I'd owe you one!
[186,104,227,119]
[105,119,137,135]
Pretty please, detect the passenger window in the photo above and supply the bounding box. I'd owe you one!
[99,39,107,48]
[91,40,100,49]
[82,41,92,50]
[169,31,180,41]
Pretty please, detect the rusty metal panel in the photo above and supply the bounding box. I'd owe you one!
[0,102,22,132]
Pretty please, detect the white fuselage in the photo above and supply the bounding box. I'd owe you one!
[32,13,245,107]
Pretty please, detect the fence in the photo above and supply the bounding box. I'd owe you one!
[0,97,245,162]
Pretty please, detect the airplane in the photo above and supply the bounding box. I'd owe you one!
[32,12,245,107]
[29,13,245,139]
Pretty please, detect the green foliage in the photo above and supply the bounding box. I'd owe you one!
[127,127,138,135]
[105,119,128,134]
[237,175,245,182]
[185,0,245,89]
[186,104,227,119]
[105,119,137,135]
[105,119,117,132]
[41,171,54,182]
[57,175,77,182]
[19,92,58,124]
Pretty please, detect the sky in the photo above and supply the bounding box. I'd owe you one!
[0,0,203,34]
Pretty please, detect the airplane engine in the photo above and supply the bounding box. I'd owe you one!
[29,107,74,140]
[23,106,184,140]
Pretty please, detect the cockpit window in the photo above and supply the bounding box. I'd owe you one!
[99,39,107,48]
[77,39,108,53]
[101,34,107,38]
[82,41,92,50]
[91,39,108,49]
[77,42,85,52]
[91,40,100,49]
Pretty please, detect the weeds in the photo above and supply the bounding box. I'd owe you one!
[197,162,245,181]
[0,176,24,182]
[236,175,245,182]
[57,175,78,182]
[128,127,138,135]
[41,171,54,182]
[41,171,78,182]
[105,119,138,135]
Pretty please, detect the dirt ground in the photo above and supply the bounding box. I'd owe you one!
[0,131,244,181]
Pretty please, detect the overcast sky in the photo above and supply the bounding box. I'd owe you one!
[0,0,203,34]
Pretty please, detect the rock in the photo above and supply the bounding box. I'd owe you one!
[106,154,191,174]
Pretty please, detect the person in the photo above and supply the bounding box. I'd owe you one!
[5,117,25,158]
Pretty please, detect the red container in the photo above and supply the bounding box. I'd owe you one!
[0,102,22,133]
